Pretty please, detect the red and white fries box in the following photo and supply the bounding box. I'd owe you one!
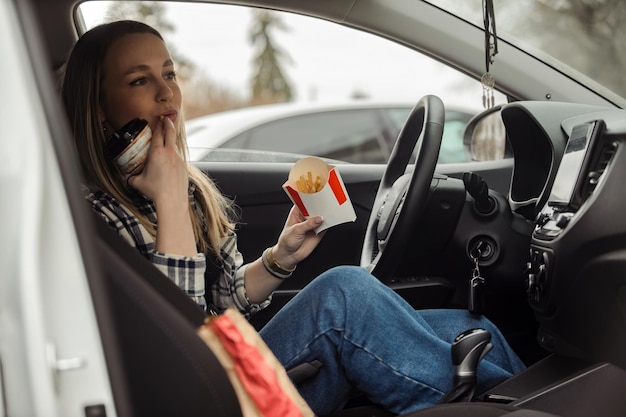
[282,157,357,234]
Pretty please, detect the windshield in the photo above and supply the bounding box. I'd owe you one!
[428,0,626,104]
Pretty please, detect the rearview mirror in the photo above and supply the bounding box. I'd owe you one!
[463,105,509,162]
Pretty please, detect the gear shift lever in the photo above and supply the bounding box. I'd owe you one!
[437,328,493,404]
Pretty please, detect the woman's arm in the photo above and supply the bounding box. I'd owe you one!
[85,188,208,309]
[128,117,198,257]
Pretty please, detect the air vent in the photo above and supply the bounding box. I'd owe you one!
[583,141,618,199]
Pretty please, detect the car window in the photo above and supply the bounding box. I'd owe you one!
[78,1,509,164]
[384,108,474,164]
[385,108,413,131]
[225,109,392,164]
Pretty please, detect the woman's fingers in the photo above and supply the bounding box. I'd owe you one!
[162,117,177,149]
[150,117,164,147]
[125,173,136,189]
[303,215,324,231]
[284,205,307,227]
[123,117,185,201]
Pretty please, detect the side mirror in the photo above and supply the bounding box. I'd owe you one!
[463,105,510,162]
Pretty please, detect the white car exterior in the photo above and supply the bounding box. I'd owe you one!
[185,100,475,164]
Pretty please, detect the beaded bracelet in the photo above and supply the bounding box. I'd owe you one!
[262,247,296,279]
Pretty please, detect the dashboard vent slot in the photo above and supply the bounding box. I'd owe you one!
[596,144,615,171]
[584,141,617,197]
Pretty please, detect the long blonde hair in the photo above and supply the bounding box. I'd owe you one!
[61,20,236,257]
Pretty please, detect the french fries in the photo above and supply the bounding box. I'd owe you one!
[295,171,323,193]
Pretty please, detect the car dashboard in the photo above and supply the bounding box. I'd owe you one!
[478,101,626,416]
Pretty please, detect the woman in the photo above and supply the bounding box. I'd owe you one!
[61,20,525,416]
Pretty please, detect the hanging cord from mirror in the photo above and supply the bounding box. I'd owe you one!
[481,0,498,109]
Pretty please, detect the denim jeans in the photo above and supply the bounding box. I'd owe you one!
[259,265,526,416]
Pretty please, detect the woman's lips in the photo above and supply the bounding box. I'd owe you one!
[160,111,177,122]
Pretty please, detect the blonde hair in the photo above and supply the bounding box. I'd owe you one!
[61,20,236,257]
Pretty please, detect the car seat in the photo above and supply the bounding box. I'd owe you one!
[93,211,243,416]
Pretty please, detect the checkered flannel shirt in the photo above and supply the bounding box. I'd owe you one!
[84,184,271,317]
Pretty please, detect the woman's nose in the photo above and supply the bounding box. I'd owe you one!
[157,80,174,102]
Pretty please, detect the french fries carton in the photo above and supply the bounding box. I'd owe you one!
[282,157,357,234]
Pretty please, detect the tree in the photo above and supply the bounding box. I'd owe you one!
[491,0,626,98]
[248,10,294,104]
[182,76,246,118]
[104,2,174,33]
[436,0,626,98]
[350,89,370,100]
[529,0,626,97]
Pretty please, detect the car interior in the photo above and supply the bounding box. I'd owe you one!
[8,0,626,416]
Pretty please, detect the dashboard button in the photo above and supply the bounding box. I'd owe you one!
[555,213,571,229]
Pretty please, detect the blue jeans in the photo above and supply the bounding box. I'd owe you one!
[259,265,526,416]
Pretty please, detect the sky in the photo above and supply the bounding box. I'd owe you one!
[78,1,498,111]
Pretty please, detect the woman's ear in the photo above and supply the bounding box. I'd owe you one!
[101,119,114,138]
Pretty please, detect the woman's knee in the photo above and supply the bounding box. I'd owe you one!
[308,265,383,300]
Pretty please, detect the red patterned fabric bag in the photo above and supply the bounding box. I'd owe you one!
[197,308,315,417]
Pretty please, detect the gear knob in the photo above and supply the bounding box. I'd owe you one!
[438,328,493,404]
[451,328,493,377]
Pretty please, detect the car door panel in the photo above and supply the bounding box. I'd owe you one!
[199,159,513,328]
[201,162,381,283]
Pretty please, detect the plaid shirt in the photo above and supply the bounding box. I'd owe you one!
[84,184,271,317]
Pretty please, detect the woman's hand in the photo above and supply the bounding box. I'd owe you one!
[244,205,325,303]
[126,117,197,257]
[272,206,326,269]
[126,117,188,210]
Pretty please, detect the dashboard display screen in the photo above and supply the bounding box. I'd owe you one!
[548,123,595,206]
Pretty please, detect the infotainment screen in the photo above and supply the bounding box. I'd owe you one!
[548,122,599,208]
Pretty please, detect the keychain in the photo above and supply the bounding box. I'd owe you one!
[468,246,486,315]
[481,72,496,109]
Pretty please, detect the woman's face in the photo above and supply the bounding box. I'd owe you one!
[100,32,182,132]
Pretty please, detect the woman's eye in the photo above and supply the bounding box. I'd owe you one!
[129,77,147,86]
[164,71,177,80]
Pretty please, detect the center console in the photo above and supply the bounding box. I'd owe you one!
[483,103,626,416]
[534,120,609,239]
[486,118,624,411]
[526,120,618,307]
[479,354,626,416]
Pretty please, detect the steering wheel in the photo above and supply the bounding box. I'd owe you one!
[360,95,445,281]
